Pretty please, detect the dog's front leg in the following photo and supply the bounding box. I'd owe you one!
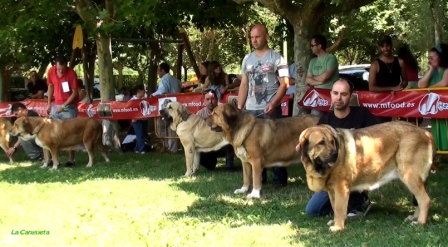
[329,187,349,232]
[49,149,60,170]
[192,151,200,173]
[247,160,263,199]
[183,146,195,177]
[234,162,251,195]
[40,149,51,168]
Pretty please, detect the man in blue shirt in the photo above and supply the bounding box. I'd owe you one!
[153,62,182,153]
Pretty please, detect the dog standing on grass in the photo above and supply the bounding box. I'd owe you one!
[10,116,110,169]
[297,121,435,232]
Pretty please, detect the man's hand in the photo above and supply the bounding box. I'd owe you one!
[6,147,15,157]
[46,104,52,115]
[264,102,275,115]
[55,105,64,114]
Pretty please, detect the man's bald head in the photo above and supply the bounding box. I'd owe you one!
[250,23,269,51]
[251,23,268,35]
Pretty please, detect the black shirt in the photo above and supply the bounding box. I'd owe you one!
[375,57,401,87]
[27,79,48,95]
[318,107,378,129]
[27,109,40,117]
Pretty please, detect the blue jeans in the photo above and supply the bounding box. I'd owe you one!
[132,120,148,152]
[51,105,78,119]
[246,106,287,185]
[305,191,367,216]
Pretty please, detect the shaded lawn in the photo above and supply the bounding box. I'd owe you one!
[0,149,447,247]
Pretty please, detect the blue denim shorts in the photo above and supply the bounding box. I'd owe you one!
[51,104,78,119]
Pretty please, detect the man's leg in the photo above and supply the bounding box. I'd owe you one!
[18,137,43,161]
[199,152,218,170]
[224,145,235,170]
[132,121,145,153]
[305,191,333,217]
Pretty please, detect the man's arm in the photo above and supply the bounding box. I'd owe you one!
[63,73,79,106]
[270,77,288,107]
[237,74,249,109]
[312,68,337,82]
[398,58,408,88]
[306,71,323,86]
[151,79,167,96]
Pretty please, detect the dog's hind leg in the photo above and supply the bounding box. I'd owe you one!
[400,172,430,225]
[0,133,13,163]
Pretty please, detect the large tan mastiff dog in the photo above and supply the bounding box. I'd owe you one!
[296,121,435,232]
[206,103,319,198]
[159,102,229,177]
[10,116,110,169]
[0,118,13,163]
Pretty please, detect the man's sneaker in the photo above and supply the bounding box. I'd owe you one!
[347,199,372,218]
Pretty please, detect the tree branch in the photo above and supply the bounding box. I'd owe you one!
[323,0,376,16]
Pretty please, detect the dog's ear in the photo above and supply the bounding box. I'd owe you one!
[31,118,46,135]
[180,104,191,121]
[296,130,310,158]
[223,104,239,126]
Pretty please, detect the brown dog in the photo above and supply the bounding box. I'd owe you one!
[296,121,435,232]
[0,118,13,163]
[159,102,229,176]
[10,116,110,169]
[206,103,319,198]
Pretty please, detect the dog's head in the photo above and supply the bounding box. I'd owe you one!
[296,125,339,177]
[206,103,240,133]
[10,116,41,140]
[159,101,190,130]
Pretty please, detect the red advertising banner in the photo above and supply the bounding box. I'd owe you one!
[0,93,292,119]
[298,88,448,118]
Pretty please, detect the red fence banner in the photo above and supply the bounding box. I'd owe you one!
[298,88,448,118]
[0,93,292,119]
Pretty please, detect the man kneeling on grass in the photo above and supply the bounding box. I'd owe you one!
[196,89,235,171]
[6,103,44,162]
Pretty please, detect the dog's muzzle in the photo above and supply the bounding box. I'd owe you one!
[159,109,172,122]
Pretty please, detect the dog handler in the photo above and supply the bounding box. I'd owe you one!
[46,56,79,167]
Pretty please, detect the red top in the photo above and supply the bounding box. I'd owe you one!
[406,67,419,81]
[47,66,79,105]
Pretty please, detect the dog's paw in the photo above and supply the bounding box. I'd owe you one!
[40,164,48,169]
[234,186,249,194]
[327,220,334,226]
[405,215,417,222]
[329,225,344,232]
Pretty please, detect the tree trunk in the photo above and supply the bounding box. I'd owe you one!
[292,20,315,116]
[0,66,6,102]
[147,43,162,94]
[96,33,120,149]
[431,0,442,45]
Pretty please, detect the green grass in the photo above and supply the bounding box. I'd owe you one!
[1,149,448,247]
